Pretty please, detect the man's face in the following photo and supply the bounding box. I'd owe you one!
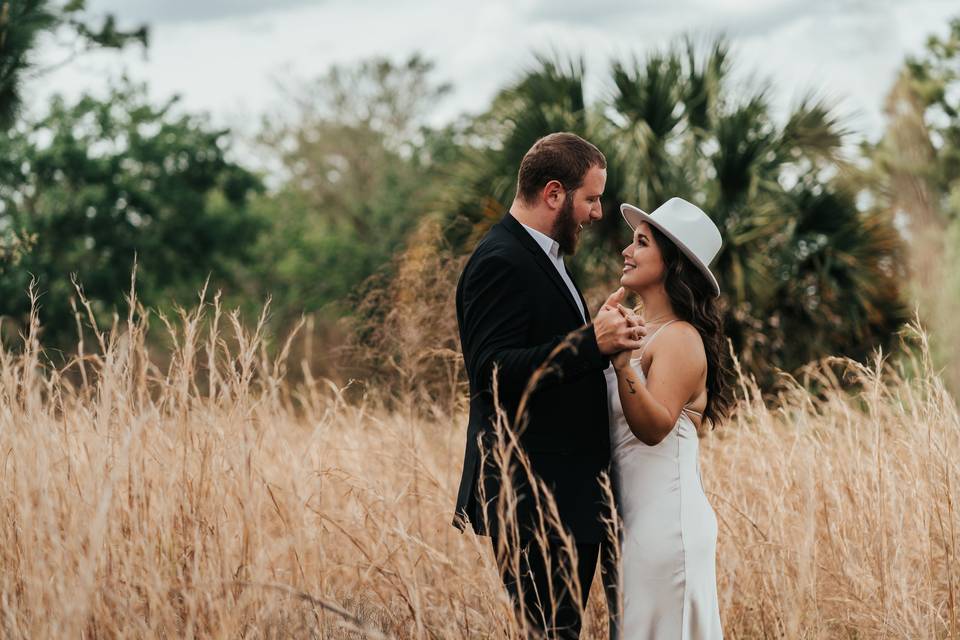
[552,165,606,255]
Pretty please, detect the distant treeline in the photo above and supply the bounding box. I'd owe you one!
[1,2,959,390]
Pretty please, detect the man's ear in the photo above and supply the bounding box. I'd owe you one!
[542,180,565,210]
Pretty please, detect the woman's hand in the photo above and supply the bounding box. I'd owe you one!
[596,288,645,355]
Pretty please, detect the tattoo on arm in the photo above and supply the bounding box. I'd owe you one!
[626,377,637,395]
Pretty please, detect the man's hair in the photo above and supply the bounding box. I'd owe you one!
[516,132,606,204]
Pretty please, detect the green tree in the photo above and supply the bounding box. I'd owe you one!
[0,79,261,349]
[0,0,147,129]
[442,39,907,386]
[870,16,960,390]
[902,17,960,222]
[250,55,453,329]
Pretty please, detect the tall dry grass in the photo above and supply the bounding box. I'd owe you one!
[0,273,958,638]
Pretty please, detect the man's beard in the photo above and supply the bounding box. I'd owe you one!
[552,196,580,255]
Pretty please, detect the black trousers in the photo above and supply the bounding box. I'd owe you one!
[491,536,620,639]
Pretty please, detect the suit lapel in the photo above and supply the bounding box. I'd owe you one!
[500,213,587,324]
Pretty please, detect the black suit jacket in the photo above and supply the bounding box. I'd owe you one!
[453,212,612,544]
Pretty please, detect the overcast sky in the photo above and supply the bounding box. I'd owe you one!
[26,0,960,152]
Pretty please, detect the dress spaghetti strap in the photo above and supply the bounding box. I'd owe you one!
[636,319,677,362]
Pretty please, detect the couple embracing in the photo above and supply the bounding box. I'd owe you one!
[453,133,732,639]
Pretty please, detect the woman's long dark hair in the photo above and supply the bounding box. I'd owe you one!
[648,225,734,426]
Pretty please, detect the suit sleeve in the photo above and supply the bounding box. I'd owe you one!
[461,253,607,402]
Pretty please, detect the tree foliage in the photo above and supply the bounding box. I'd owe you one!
[0,0,147,129]
[0,1,925,389]
[904,17,960,221]
[441,38,907,386]
[869,16,960,391]
[250,55,454,328]
[0,80,261,348]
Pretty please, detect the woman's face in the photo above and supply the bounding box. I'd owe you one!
[620,221,665,292]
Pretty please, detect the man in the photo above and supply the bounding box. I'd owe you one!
[453,132,644,638]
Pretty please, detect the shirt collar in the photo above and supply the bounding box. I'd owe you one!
[518,221,561,260]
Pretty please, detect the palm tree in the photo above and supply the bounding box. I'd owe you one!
[441,37,907,387]
[439,55,597,249]
[0,0,57,129]
[0,0,147,130]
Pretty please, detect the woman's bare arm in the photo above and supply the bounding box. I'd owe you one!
[614,323,706,445]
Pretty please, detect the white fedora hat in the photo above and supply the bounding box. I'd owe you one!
[620,197,722,297]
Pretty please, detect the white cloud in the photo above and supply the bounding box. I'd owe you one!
[83,0,324,25]
[24,0,960,153]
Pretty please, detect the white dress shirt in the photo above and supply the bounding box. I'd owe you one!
[519,221,587,323]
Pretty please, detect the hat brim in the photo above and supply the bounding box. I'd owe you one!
[620,203,721,297]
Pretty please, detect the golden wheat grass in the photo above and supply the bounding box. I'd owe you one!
[0,280,957,637]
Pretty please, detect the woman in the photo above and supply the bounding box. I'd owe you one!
[604,197,733,638]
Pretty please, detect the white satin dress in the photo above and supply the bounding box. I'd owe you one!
[604,322,723,639]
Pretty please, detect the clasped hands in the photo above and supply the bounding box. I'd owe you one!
[594,287,645,370]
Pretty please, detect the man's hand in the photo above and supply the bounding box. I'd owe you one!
[595,287,645,356]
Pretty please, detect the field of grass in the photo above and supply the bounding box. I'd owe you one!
[1,283,958,638]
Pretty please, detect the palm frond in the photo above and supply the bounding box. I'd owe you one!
[682,34,729,134]
[610,52,683,140]
[712,93,776,204]
[781,95,848,164]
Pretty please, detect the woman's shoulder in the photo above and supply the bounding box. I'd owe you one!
[651,320,706,360]
[659,319,701,340]
[641,320,707,382]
